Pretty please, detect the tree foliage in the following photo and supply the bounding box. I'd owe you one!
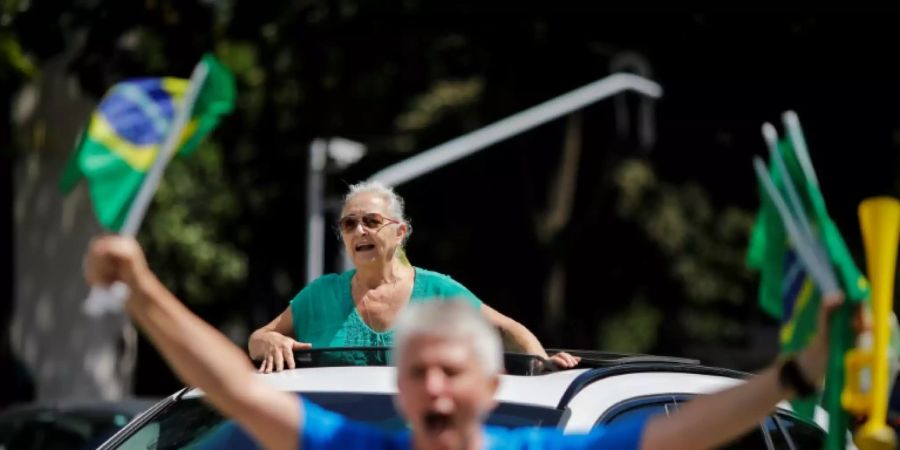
[9,6,900,394]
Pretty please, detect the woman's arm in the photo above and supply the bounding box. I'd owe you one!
[85,236,301,450]
[249,307,311,372]
[480,304,545,355]
[480,304,580,368]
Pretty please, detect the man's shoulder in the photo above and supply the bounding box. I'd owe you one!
[483,417,647,450]
[302,399,410,450]
[484,426,552,449]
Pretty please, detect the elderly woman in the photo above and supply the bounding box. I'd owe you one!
[249,181,578,372]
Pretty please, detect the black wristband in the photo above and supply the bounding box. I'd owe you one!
[779,358,817,398]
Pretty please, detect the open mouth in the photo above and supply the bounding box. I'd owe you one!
[423,411,452,434]
[354,243,376,252]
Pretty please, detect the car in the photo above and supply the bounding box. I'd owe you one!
[0,398,158,450]
[96,348,829,449]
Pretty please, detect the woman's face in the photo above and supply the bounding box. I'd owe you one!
[339,192,407,268]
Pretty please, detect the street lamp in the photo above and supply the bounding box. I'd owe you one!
[306,137,366,284]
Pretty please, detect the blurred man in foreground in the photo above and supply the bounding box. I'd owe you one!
[85,235,841,450]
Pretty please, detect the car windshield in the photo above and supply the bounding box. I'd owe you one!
[104,393,564,449]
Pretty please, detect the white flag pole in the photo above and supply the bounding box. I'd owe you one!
[84,60,210,316]
[761,123,817,243]
[782,111,820,188]
[753,157,839,295]
[764,118,834,288]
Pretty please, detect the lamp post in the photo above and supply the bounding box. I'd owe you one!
[306,137,366,284]
[335,72,663,272]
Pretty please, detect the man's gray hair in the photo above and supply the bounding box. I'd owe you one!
[392,300,504,376]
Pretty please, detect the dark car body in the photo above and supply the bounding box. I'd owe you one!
[0,399,157,450]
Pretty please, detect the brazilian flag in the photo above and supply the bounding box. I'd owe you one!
[59,54,235,231]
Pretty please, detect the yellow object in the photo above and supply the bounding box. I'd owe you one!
[852,197,900,450]
[843,346,873,415]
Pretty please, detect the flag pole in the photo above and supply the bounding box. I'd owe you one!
[752,157,838,294]
[762,123,836,272]
[83,60,210,316]
[762,123,817,247]
[782,111,820,188]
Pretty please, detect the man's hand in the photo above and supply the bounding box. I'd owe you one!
[84,236,152,288]
[640,290,851,450]
[85,235,302,450]
[252,331,312,373]
[795,290,845,388]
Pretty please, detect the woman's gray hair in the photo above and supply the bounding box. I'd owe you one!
[392,300,503,376]
[344,181,408,227]
[344,182,413,262]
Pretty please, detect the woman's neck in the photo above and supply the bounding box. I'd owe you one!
[355,258,408,289]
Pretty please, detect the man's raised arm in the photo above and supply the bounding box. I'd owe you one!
[85,236,302,450]
[641,291,844,450]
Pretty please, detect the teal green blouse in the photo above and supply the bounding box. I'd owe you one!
[289,267,482,364]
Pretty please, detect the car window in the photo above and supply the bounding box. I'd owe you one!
[114,400,224,450]
[601,398,675,427]
[116,422,161,450]
[770,414,825,449]
[601,400,768,449]
[105,393,565,449]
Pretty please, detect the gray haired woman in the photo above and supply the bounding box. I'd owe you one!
[248,181,579,371]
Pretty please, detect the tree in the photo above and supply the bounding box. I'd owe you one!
[11,6,895,399]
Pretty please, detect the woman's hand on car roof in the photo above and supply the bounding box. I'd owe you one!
[548,352,581,369]
[254,331,312,373]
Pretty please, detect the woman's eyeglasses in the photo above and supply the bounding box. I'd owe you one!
[338,213,400,233]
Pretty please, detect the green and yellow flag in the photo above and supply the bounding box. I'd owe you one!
[748,127,868,449]
[748,139,868,350]
[59,54,235,231]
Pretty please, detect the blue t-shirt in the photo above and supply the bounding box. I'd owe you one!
[200,398,648,449]
[302,399,647,449]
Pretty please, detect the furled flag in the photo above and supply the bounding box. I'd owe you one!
[59,54,235,232]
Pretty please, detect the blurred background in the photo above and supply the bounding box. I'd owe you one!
[1,4,899,409]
